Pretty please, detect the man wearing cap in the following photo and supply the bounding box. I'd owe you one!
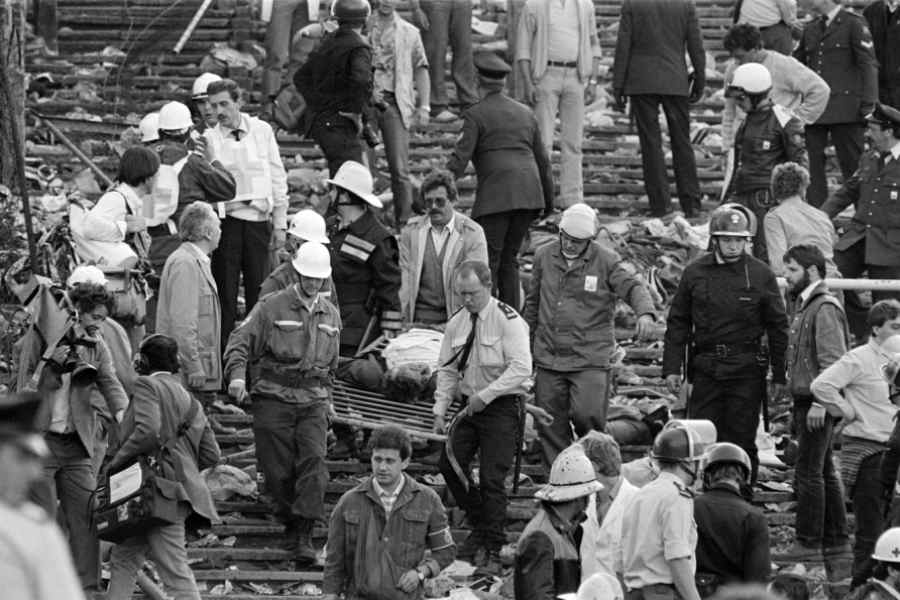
[663,206,788,483]
[224,241,341,565]
[821,103,900,340]
[204,78,289,348]
[399,169,488,325]
[0,392,85,600]
[515,0,602,207]
[447,50,553,309]
[723,62,808,263]
[326,160,402,355]
[515,446,603,599]
[190,72,223,131]
[524,202,656,467]
[621,427,706,600]
[793,0,878,208]
[259,209,338,301]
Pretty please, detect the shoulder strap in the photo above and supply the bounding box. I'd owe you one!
[115,189,132,216]
[160,386,201,452]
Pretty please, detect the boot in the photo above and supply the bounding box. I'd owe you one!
[294,520,317,566]
[456,531,483,564]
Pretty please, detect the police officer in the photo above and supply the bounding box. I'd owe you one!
[793,0,878,207]
[821,103,900,340]
[327,160,402,356]
[224,241,341,565]
[694,443,771,594]
[621,426,705,600]
[293,0,372,175]
[663,207,789,483]
[725,63,808,264]
[259,209,337,301]
[433,260,532,573]
[447,50,553,309]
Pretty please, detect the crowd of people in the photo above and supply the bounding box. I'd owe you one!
[4,0,900,598]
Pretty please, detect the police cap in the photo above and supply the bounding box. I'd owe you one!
[867,103,900,129]
[473,50,511,79]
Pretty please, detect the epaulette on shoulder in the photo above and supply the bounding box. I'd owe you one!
[497,302,519,320]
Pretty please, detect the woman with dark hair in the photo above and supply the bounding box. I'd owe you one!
[105,334,220,600]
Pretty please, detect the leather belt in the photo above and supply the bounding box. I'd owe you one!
[694,341,760,358]
[548,60,577,68]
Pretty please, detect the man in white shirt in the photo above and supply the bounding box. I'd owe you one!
[204,78,289,347]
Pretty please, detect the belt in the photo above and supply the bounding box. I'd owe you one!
[547,60,577,68]
[694,341,760,358]
[259,368,330,388]
[759,21,786,30]
[45,430,79,439]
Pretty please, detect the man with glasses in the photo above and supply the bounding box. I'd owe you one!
[398,169,488,326]
[523,203,656,467]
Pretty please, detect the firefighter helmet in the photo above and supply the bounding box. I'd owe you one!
[288,210,330,244]
[534,447,603,503]
[157,101,193,132]
[727,63,772,98]
[293,241,332,279]
[138,112,160,143]
[191,72,222,100]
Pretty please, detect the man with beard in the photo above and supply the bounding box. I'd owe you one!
[780,244,852,575]
[663,207,788,484]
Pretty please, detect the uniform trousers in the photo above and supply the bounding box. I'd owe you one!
[261,0,311,99]
[534,367,611,468]
[309,114,365,176]
[475,209,538,310]
[630,94,701,217]
[30,431,99,590]
[419,0,478,114]
[689,369,766,483]
[833,239,900,341]
[107,503,200,600]
[251,394,329,525]
[805,123,864,208]
[534,64,584,206]
[211,217,271,351]
[438,395,518,552]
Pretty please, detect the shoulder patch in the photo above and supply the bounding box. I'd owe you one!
[497,302,519,320]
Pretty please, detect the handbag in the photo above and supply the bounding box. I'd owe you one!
[93,397,200,543]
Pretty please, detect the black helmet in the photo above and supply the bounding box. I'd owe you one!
[709,206,753,239]
[331,0,371,23]
[651,427,705,464]
[703,442,751,481]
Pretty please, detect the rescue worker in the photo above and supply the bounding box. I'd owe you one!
[524,203,657,467]
[724,62,808,264]
[621,426,706,600]
[515,446,603,600]
[224,241,341,565]
[327,160,402,356]
[663,207,789,483]
[139,112,160,145]
[293,0,372,175]
[190,72,222,131]
[433,260,532,574]
[694,443,771,594]
[821,103,900,341]
[846,528,900,600]
[0,392,85,600]
[259,209,337,301]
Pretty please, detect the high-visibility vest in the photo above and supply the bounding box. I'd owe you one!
[145,156,188,227]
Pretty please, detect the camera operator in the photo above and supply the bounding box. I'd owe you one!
[105,334,220,600]
[18,282,129,594]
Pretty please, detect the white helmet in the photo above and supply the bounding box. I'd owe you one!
[873,527,900,563]
[728,63,772,96]
[534,447,603,503]
[325,160,383,208]
[288,209,330,244]
[66,265,108,288]
[559,203,598,240]
[292,241,332,279]
[157,101,193,131]
[138,112,160,143]
[569,573,624,600]
[192,72,222,99]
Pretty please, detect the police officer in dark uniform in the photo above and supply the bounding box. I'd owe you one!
[793,0,878,207]
[821,103,900,340]
[293,0,372,176]
[694,442,771,595]
[663,207,789,483]
[725,63,808,264]
[447,50,553,309]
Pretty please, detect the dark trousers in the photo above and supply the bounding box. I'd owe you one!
[211,217,271,350]
[805,122,864,208]
[833,239,900,341]
[730,188,776,263]
[792,399,849,548]
[534,367,611,468]
[30,432,99,590]
[420,0,478,112]
[438,395,518,551]
[689,370,765,483]
[475,209,537,309]
[251,395,329,524]
[309,115,365,176]
[759,22,793,55]
[851,452,886,588]
[630,94,701,217]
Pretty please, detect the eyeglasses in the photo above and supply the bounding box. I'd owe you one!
[421,196,450,207]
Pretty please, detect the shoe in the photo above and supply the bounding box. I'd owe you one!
[781,541,822,562]
[456,532,483,563]
[294,521,317,566]
[824,544,853,583]
[209,415,237,436]
[432,109,458,123]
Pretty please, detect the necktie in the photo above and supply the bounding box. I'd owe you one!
[232,130,242,141]
[456,312,479,374]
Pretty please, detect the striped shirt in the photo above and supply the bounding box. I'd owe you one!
[372,477,405,515]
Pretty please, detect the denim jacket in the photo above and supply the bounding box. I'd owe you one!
[786,282,849,398]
